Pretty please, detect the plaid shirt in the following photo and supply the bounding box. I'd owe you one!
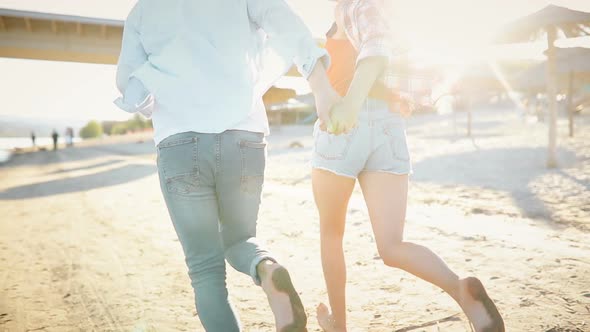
[336,0,407,92]
[337,0,394,62]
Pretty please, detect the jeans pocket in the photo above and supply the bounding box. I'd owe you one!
[314,127,356,160]
[157,136,199,195]
[239,139,266,194]
[382,122,410,162]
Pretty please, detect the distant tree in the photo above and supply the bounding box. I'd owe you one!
[104,114,152,136]
[79,120,103,139]
[101,121,117,135]
[110,123,129,136]
[128,114,149,131]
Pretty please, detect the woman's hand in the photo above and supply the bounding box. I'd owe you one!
[315,88,342,131]
[329,97,361,135]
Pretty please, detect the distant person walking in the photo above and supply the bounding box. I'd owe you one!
[51,130,59,151]
[31,132,36,148]
[65,127,74,147]
[115,0,338,331]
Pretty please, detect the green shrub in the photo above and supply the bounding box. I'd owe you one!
[79,120,103,139]
[110,123,129,136]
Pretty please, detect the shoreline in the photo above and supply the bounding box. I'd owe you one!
[0,149,12,163]
[1,132,154,157]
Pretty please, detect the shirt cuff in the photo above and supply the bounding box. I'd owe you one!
[295,46,330,80]
[356,37,395,66]
[357,51,393,67]
[113,77,155,118]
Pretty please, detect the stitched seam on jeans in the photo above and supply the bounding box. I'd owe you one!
[240,140,266,149]
[240,142,246,191]
[239,141,265,193]
[382,122,409,162]
[314,127,357,160]
[158,136,196,149]
[215,134,221,177]
[159,137,198,179]
[166,173,200,195]
[161,138,200,195]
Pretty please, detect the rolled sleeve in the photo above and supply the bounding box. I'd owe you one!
[294,47,330,79]
[355,1,394,65]
[247,0,328,79]
[115,2,155,117]
[113,77,154,117]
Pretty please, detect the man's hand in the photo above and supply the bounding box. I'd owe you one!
[307,58,341,130]
[315,88,341,130]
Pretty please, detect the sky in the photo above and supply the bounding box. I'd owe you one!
[1,0,590,123]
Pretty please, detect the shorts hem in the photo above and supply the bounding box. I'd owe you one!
[311,166,357,179]
[361,169,413,176]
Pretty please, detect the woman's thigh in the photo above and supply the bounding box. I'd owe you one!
[358,172,408,244]
[312,168,356,235]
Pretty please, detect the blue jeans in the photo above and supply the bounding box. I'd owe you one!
[157,130,275,331]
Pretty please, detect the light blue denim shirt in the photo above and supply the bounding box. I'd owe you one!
[115,0,328,145]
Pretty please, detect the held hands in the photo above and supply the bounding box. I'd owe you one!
[326,91,415,135]
[328,98,360,135]
[314,87,342,131]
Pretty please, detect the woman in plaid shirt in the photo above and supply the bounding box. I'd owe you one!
[311,1,504,331]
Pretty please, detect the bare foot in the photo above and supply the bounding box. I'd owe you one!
[259,261,307,332]
[458,277,505,332]
[316,303,345,332]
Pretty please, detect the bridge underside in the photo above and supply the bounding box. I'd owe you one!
[0,9,310,106]
[0,10,123,64]
[0,8,304,76]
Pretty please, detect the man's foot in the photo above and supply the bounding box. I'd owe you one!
[259,261,307,332]
[458,277,505,332]
[316,303,345,332]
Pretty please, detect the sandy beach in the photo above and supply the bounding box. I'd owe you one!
[0,108,589,331]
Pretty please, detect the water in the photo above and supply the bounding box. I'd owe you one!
[0,149,11,163]
[0,137,82,163]
[0,137,80,150]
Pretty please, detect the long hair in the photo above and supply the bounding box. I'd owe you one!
[325,22,338,38]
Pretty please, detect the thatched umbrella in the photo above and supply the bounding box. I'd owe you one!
[262,86,296,106]
[455,64,509,93]
[453,64,498,137]
[262,86,297,127]
[496,5,590,168]
[515,47,590,137]
[516,48,590,90]
[453,63,522,136]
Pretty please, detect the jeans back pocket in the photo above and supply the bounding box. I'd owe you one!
[313,124,356,160]
[382,122,410,162]
[157,136,199,195]
[239,140,266,194]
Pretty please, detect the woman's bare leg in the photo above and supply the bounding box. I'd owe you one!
[312,169,356,332]
[358,172,504,332]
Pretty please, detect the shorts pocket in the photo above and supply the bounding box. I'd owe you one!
[239,139,266,193]
[313,123,356,161]
[382,122,410,162]
[157,136,199,195]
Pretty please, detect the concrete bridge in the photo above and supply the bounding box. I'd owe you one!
[0,8,309,76]
[0,8,123,64]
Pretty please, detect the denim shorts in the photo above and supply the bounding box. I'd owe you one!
[311,99,412,179]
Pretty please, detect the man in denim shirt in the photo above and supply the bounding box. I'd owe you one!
[115,0,339,331]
